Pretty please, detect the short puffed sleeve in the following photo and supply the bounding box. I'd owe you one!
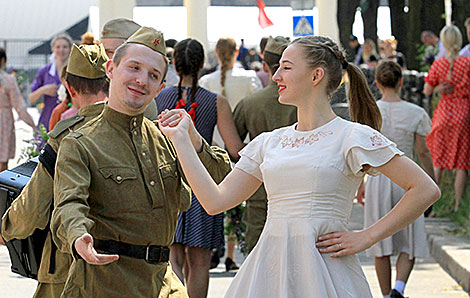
[345,125,403,176]
[424,59,440,87]
[415,109,432,136]
[234,132,267,182]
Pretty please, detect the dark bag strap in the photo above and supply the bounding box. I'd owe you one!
[38,143,58,274]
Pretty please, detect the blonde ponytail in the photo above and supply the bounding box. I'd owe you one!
[440,25,463,80]
[215,37,237,96]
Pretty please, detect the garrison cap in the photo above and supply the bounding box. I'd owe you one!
[264,36,289,56]
[126,26,166,58]
[101,18,140,39]
[66,43,108,79]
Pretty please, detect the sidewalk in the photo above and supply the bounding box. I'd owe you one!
[426,217,470,292]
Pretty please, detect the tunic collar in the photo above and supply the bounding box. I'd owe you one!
[77,101,106,117]
[102,104,144,130]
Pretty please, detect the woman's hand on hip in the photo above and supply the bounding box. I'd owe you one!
[316,230,373,258]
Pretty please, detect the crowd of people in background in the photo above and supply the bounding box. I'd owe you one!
[1,13,470,298]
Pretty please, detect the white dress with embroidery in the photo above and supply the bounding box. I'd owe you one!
[227,117,403,298]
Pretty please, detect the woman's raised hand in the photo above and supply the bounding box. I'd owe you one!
[158,109,191,140]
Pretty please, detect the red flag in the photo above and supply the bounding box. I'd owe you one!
[258,0,273,29]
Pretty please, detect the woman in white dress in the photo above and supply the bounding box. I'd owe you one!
[357,61,435,298]
[158,36,440,297]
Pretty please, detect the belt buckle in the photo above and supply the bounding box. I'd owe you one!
[145,246,160,264]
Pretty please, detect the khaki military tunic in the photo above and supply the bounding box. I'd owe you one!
[233,81,297,252]
[52,105,231,298]
[1,103,105,298]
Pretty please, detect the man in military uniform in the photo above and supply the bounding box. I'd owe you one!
[233,36,297,252]
[2,43,110,298]
[101,17,159,120]
[51,27,231,297]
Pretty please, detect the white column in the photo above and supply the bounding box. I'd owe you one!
[184,0,209,51]
[98,0,135,39]
[444,0,452,26]
[316,0,339,43]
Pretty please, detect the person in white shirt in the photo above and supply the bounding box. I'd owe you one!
[459,18,470,58]
[199,37,263,110]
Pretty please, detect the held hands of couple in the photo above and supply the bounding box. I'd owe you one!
[74,233,119,265]
[157,109,190,138]
[316,230,374,258]
[158,109,203,152]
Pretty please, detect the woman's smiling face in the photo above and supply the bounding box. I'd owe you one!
[272,44,315,106]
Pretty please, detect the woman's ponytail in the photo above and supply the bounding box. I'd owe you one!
[345,62,382,131]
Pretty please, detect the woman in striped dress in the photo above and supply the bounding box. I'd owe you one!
[156,38,242,298]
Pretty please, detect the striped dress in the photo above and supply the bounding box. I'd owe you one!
[156,86,224,249]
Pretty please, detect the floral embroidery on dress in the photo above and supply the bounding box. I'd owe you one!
[370,132,387,147]
[281,131,333,148]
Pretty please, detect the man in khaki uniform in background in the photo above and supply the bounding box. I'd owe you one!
[233,36,297,252]
[51,27,231,297]
[101,17,159,120]
[2,43,110,298]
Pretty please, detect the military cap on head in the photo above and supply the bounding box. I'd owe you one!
[101,18,141,39]
[126,26,167,58]
[264,36,290,56]
[66,43,109,79]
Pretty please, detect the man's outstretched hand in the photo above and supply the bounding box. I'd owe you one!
[74,233,119,265]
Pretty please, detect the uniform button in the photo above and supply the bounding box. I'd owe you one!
[116,176,122,181]
[133,122,137,127]
[150,180,155,186]
[133,131,138,135]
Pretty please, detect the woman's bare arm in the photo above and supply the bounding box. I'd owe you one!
[159,111,262,215]
[216,94,244,159]
[414,133,435,181]
[316,155,440,257]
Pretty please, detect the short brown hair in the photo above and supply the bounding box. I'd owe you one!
[65,73,109,96]
[263,51,282,75]
[375,60,402,89]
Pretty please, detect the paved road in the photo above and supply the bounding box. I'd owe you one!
[1,108,468,297]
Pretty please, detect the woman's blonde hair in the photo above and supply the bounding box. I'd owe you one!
[291,36,382,131]
[51,33,73,49]
[362,38,378,62]
[440,25,462,80]
[215,37,237,96]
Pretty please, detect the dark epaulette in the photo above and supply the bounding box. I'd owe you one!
[47,115,85,139]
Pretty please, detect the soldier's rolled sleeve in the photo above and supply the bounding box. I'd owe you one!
[51,136,94,254]
[196,139,232,184]
[1,163,53,241]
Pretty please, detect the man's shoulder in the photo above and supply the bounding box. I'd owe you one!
[48,115,86,139]
[239,85,278,107]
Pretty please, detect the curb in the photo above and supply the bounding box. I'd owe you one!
[426,218,470,292]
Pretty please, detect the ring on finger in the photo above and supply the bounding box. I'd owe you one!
[338,243,343,250]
